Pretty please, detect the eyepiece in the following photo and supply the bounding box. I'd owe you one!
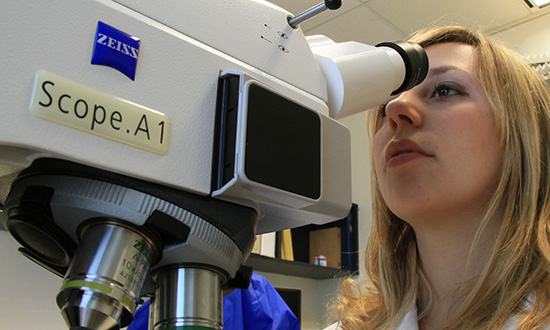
[376,41,429,95]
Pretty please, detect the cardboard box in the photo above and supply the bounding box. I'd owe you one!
[309,227,341,268]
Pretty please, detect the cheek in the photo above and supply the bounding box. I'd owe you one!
[440,110,504,190]
[449,111,500,159]
[372,129,388,174]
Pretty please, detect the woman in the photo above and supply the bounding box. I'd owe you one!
[335,26,550,329]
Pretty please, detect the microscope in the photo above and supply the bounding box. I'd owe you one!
[0,1,428,329]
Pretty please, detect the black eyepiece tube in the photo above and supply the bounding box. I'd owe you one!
[376,41,429,95]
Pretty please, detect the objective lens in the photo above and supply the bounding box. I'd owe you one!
[150,266,225,330]
[56,221,160,330]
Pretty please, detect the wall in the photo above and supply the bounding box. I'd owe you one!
[0,230,68,330]
[493,12,550,56]
[338,112,373,289]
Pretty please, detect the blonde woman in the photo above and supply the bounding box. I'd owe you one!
[333,26,550,329]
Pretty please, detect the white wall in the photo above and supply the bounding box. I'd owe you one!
[0,230,68,330]
[338,112,373,288]
[493,12,550,56]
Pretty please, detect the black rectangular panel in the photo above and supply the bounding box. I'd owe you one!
[245,84,321,199]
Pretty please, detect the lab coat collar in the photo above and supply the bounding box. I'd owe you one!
[393,293,543,330]
[394,300,419,330]
[323,294,543,330]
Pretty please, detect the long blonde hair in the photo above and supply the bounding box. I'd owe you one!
[336,26,550,329]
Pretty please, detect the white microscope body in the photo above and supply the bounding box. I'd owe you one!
[0,1,427,329]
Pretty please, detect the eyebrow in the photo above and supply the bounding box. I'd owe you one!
[427,65,470,79]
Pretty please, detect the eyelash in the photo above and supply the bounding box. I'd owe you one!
[431,83,461,99]
[377,103,387,119]
[377,82,462,119]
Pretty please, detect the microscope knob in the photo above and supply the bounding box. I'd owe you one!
[288,0,342,28]
[325,0,343,10]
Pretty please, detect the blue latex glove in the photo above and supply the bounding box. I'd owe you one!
[129,273,300,330]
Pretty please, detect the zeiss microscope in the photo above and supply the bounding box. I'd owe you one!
[0,1,428,329]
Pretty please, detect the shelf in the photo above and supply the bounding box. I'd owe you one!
[245,253,348,279]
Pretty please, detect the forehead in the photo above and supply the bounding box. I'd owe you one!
[425,42,478,73]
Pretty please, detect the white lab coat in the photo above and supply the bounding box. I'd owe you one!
[322,295,547,330]
[321,305,417,330]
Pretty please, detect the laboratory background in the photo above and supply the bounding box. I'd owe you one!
[1,1,550,330]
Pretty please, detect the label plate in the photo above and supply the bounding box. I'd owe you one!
[30,70,169,154]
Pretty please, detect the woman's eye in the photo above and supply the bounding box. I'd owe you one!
[432,83,461,98]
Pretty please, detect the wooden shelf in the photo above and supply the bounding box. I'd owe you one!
[245,253,348,279]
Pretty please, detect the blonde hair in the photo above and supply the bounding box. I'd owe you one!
[336,26,550,329]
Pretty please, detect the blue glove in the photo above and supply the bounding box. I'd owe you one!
[129,272,300,330]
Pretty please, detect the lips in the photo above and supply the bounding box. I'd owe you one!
[385,139,432,167]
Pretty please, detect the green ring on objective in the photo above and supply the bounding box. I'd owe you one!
[60,280,136,311]
[61,280,113,294]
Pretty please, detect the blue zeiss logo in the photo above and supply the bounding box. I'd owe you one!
[91,21,140,80]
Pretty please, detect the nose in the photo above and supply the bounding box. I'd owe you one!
[385,92,423,132]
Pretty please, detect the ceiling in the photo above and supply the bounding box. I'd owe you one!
[269,0,550,46]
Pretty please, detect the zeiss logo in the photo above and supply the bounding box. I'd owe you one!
[91,21,140,80]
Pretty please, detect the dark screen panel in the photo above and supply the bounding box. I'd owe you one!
[245,84,321,199]
[276,288,301,323]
